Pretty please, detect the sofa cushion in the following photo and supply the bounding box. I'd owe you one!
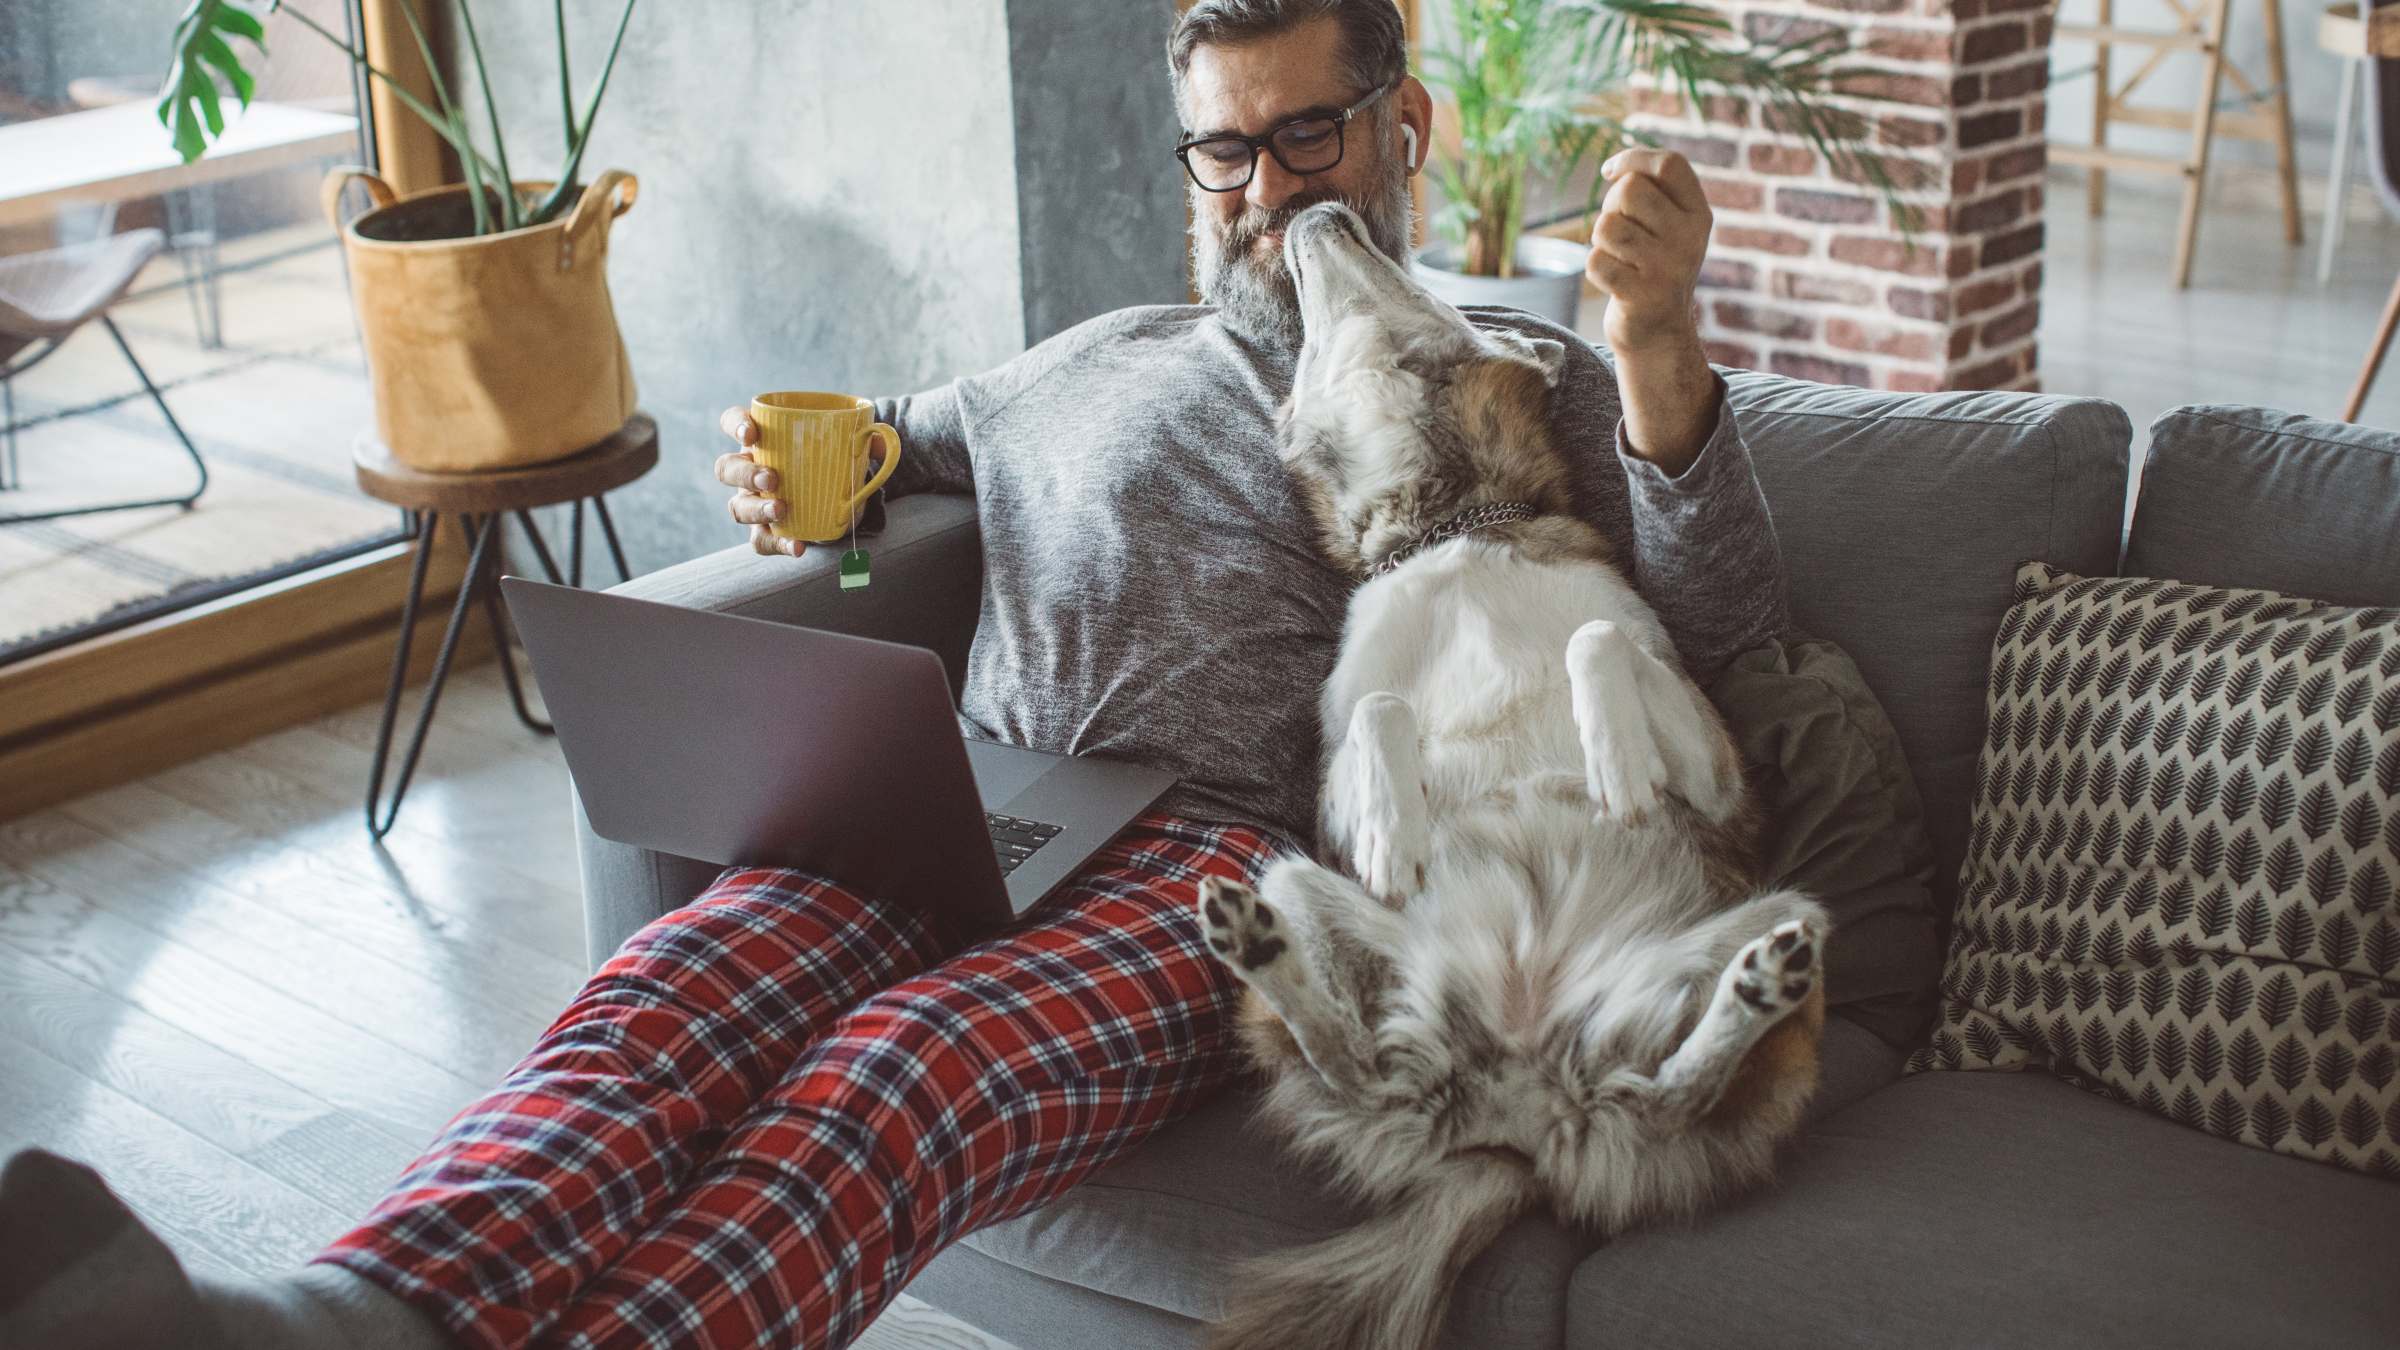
[1710,634,1942,1045]
[1911,561,2400,1177]
[939,1014,1904,1350]
[953,1083,1582,1350]
[1726,373,2132,915]
[1566,1071,2400,1350]
[904,1241,1210,1350]
[2125,405,2400,609]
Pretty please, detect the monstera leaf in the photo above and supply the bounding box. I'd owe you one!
[159,0,273,164]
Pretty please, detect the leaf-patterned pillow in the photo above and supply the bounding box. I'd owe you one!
[1907,561,2400,1179]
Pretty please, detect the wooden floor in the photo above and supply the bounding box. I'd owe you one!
[6,179,2396,1350]
[2040,175,2400,453]
[0,662,1011,1349]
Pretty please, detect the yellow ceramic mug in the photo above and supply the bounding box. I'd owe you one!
[749,392,903,543]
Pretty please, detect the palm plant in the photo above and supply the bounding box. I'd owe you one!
[157,0,639,237]
[1418,0,1893,277]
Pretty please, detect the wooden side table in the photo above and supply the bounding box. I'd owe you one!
[352,412,658,838]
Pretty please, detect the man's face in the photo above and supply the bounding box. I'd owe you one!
[1180,18,1419,350]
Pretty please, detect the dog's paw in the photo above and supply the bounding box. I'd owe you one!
[1728,918,1819,1017]
[1344,692,1429,905]
[1585,740,1668,824]
[1569,623,1670,824]
[1352,817,1427,908]
[1197,876,1288,975]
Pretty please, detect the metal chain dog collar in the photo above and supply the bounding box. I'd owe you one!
[1369,501,1541,577]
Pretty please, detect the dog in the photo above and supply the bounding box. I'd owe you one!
[1193,201,1828,1350]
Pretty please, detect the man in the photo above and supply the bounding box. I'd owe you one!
[713,2,1785,850]
[0,4,1785,1348]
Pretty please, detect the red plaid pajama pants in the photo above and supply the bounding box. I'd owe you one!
[313,811,1275,1350]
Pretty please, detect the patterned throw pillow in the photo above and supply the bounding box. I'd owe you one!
[1908,561,2400,1179]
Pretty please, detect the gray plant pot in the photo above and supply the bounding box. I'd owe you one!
[1410,234,1590,328]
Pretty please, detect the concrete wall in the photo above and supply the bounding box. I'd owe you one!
[1007,0,1190,346]
[469,0,1188,573]
[469,0,1026,573]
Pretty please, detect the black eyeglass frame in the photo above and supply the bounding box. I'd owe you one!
[1173,80,1399,193]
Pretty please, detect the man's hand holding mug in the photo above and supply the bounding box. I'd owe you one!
[714,393,901,559]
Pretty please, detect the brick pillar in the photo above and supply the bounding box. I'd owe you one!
[1628,0,2050,392]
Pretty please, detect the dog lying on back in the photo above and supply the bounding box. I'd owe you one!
[1194,201,1827,1350]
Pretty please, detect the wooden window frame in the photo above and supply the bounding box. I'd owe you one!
[359,0,453,195]
[0,542,487,819]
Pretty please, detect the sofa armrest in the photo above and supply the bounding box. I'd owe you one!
[608,492,984,692]
[573,492,982,972]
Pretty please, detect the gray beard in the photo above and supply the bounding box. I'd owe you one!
[1188,161,1416,353]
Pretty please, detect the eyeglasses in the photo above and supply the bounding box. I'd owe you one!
[1174,81,1396,193]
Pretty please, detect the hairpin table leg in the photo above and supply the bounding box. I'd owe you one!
[2,374,16,492]
[512,507,566,584]
[592,494,632,582]
[364,510,496,839]
[464,513,554,736]
[569,498,586,588]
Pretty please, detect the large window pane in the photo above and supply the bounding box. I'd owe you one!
[0,0,404,665]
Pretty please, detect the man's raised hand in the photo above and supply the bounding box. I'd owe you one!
[1583,148,1713,356]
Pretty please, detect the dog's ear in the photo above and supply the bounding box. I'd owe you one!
[1487,330,1568,389]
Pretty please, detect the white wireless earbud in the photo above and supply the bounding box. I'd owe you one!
[1402,125,1420,169]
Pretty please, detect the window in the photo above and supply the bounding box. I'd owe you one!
[0,0,407,665]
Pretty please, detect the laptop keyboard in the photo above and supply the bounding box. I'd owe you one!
[987,813,1063,875]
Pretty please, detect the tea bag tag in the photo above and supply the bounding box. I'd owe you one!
[839,509,869,590]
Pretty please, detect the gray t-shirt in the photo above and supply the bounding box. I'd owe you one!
[872,304,1791,853]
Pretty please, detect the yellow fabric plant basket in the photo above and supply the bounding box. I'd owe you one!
[322,168,639,472]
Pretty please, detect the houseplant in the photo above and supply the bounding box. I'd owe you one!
[1413,0,1883,327]
[156,0,643,471]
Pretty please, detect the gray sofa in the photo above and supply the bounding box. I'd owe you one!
[573,374,2400,1348]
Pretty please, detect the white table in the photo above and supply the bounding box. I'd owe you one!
[0,100,361,229]
[0,100,360,347]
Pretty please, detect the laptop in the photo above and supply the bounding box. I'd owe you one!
[499,576,1177,931]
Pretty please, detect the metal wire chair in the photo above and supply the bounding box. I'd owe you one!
[0,228,209,523]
